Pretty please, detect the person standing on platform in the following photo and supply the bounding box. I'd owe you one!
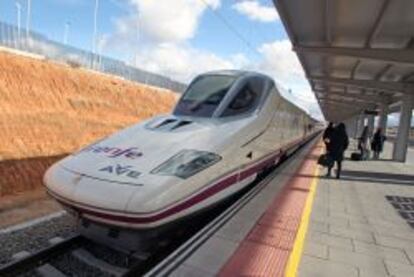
[371,128,386,159]
[323,122,334,150]
[358,126,369,159]
[326,123,349,179]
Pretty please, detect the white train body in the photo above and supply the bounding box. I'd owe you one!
[44,70,316,230]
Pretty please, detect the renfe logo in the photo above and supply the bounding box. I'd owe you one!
[80,144,143,159]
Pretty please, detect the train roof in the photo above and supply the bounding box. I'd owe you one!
[187,70,320,122]
[201,70,273,80]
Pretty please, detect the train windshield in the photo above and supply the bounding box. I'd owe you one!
[174,75,236,117]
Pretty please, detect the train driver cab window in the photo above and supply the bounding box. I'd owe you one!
[174,75,236,117]
[222,79,263,117]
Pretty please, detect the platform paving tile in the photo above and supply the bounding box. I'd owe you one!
[247,187,277,210]
[368,215,410,225]
[347,221,377,232]
[384,260,414,277]
[257,212,300,232]
[307,230,354,251]
[247,224,295,250]
[327,205,346,213]
[310,214,350,228]
[312,206,329,215]
[307,220,329,233]
[218,241,289,276]
[372,227,414,242]
[371,218,414,232]
[343,206,367,216]
[183,236,239,275]
[298,255,358,277]
[303,241,328,259]
[404,248,414,264]
[358,268,389,277]
[329,225,375,243]
[328,247,388,275]
[309,208,330,220]
[353,240,411,265]
[228,204,266,223]
[215,215,258,243]
[170,264,214,277]
[374,234,414,252]
[328,211,369,223]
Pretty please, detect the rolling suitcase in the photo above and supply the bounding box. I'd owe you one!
[351,152,362,161]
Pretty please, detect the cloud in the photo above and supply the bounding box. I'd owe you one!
[255,40,304,82]
[134,43,240,82]
[128,0,220,43]
[106,1,322,119]
[233,1,279,23]
[106,0,234,82]
[252,40,322,119]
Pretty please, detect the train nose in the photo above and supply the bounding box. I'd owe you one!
[44,164,146,212]
[44,163,80,201]
[123,175,180,214]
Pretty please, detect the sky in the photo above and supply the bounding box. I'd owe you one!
[1,0,325,120]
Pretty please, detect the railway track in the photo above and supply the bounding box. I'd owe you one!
[0,200,238,276]
[0,226,204,277]
[0,234,83,277]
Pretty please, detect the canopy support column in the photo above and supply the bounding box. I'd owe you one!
[357,114,366,138]
[378,102,389,131]
[367,114,375,137]
[392,94,414,162]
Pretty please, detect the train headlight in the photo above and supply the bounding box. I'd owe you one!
[151,150,221,179]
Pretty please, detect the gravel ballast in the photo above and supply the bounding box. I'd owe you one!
[0,214,76,265]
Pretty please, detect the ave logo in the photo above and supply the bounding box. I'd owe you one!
[99,164,141,179]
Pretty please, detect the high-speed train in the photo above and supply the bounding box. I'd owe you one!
[44,70,318,247]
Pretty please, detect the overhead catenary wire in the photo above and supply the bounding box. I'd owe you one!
[198,0,261,59]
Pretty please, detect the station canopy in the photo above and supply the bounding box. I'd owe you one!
[273,0,414,122]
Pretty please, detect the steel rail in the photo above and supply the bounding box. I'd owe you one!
[0,234,85,277]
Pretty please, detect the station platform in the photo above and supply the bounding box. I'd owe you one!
[147,138,414,277]
[299,141,414,277]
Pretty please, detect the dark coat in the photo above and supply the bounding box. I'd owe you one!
[358,127,369,150]
[371,132,386,152]
[327,128,349,161]
[323,126,334,146]
[323,126,334,140]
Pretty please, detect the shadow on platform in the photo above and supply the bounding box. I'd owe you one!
[340,170,414,186]
[343,157,395,162]
[306,153,322,161]
[295,169,414,186]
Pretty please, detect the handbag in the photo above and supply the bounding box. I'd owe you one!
[351,152,362,161]
[318,154,334,167]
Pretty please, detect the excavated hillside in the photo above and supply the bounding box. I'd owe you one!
[0,51,178,196]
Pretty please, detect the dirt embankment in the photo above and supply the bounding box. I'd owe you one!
[0,51,178,196]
